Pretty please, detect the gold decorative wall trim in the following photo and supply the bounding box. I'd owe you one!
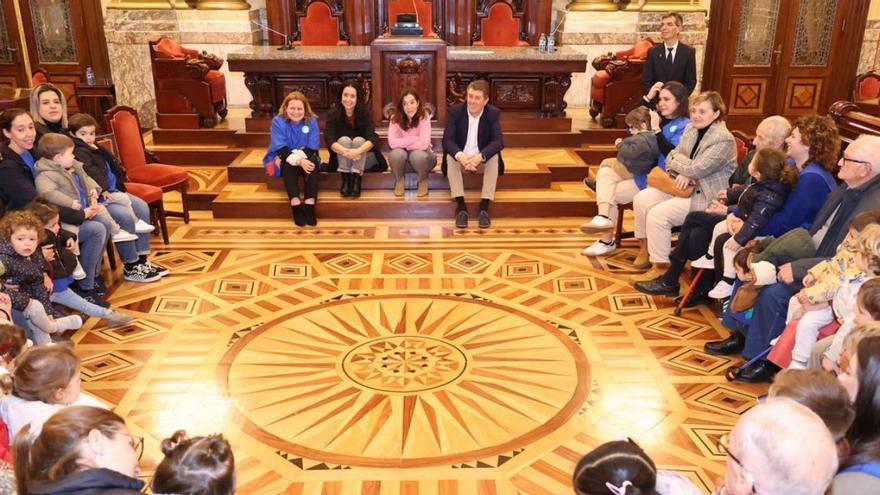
[11,0,32,85]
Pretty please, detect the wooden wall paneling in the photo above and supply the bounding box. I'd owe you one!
[80,0,111,80]
[343,0,375,45]
[446,0,479,46]
[266,0,285,45]
[524,0,552,45]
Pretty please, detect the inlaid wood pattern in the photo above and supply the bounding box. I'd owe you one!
[76,217,765,494]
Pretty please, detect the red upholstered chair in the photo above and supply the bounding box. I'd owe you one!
[855,71,880,101]
[149,36,227,129]
[294,0,348,46]
[473,1,529,47]
[104,106,190,226]
[386,0,433,37]
[31,68,50,86]
[96,135,171,245]
[590,38,655,128]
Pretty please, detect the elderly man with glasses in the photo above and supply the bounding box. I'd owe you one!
[716,399,838,495]
[707,134,880,383]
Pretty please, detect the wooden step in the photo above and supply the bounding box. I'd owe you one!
[264,169,552,191]
[579,128,627,144]
[211,182,595,219]
[574,146,617,165]
[152,128,238,146]
[147,148,244,166]
[243,113,572,133]
[233,131,585,149]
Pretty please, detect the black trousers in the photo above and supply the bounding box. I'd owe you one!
[281,164,319,201]
[663,211,725,294]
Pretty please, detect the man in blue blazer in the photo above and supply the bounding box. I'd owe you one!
[442,79,505,229]
[641,12,697,104]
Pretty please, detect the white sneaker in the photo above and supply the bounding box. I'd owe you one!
[71,261,87,280]
[134,219,155,233]
[708,280,734,299]
[580,240,617,257]
[579,216,614,234]
[691,255,715,270]
[111,230,138,243]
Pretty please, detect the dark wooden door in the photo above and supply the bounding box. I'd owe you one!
[703,0,869,132]
[0,0,27,88]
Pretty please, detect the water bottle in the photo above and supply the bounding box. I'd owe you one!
[538,34,547,53]
[547,34,556,53]
[85,67,95,86]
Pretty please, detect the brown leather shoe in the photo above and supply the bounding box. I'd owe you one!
[417,179,429,197]
[629,262,669,283]
[393,178,404,196]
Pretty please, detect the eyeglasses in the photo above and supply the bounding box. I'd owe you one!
[841,156,872,168]
[718,433,756,494]
[130,435,144,460]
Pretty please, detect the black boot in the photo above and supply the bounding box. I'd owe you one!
[705,332,746,356]
[350,173,362,198]
[303,204,317,226]
[731,360,779,384]
[292,204,306,227]
[340,172,352,197]
[633,276,680,296]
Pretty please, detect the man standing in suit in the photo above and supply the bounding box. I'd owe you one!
[641,12,697,104]
[442,79,504,229]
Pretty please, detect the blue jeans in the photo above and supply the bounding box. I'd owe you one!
[741,282,793,359]
[11,309,50,345]
[50,288,110,318]
[78,220,109,290]
[106,193,151,263]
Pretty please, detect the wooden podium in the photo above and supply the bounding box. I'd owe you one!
[370,37,447,124]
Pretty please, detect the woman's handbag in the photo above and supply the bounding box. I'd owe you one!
[647,167,695,198]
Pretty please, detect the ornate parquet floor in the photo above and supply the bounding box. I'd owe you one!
[73,214,768,494]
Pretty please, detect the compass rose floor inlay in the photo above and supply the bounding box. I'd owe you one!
[73,217,769,494]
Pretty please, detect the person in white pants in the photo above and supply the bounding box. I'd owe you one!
[630,91,737,284]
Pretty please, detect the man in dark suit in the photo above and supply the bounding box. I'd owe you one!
[641,12,697,104]
[442,79,504,229]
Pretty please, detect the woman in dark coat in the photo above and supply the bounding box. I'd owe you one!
[324,80,387,198]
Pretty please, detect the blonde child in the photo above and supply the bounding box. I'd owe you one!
[0,211,82,345]
[784,214,880,368]
[806,225,880,370]
[28,201,134,328]
[0,345,106,442]
[33,133,137,244]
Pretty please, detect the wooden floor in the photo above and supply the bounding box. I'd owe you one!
[76,209,768,494]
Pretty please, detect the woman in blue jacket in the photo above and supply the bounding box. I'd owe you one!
[264,91,321,227]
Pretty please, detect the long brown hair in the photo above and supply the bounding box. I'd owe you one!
[14,406,129,495]
[846,336,880,467]
[391,88,427,131]
[792,114,841,175]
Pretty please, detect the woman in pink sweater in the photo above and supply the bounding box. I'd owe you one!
[388,89,435,196]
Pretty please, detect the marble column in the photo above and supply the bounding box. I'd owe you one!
[558,9,707,109]
[104,5,263,127]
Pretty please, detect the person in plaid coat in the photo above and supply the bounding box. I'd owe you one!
[631,91,737,283]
